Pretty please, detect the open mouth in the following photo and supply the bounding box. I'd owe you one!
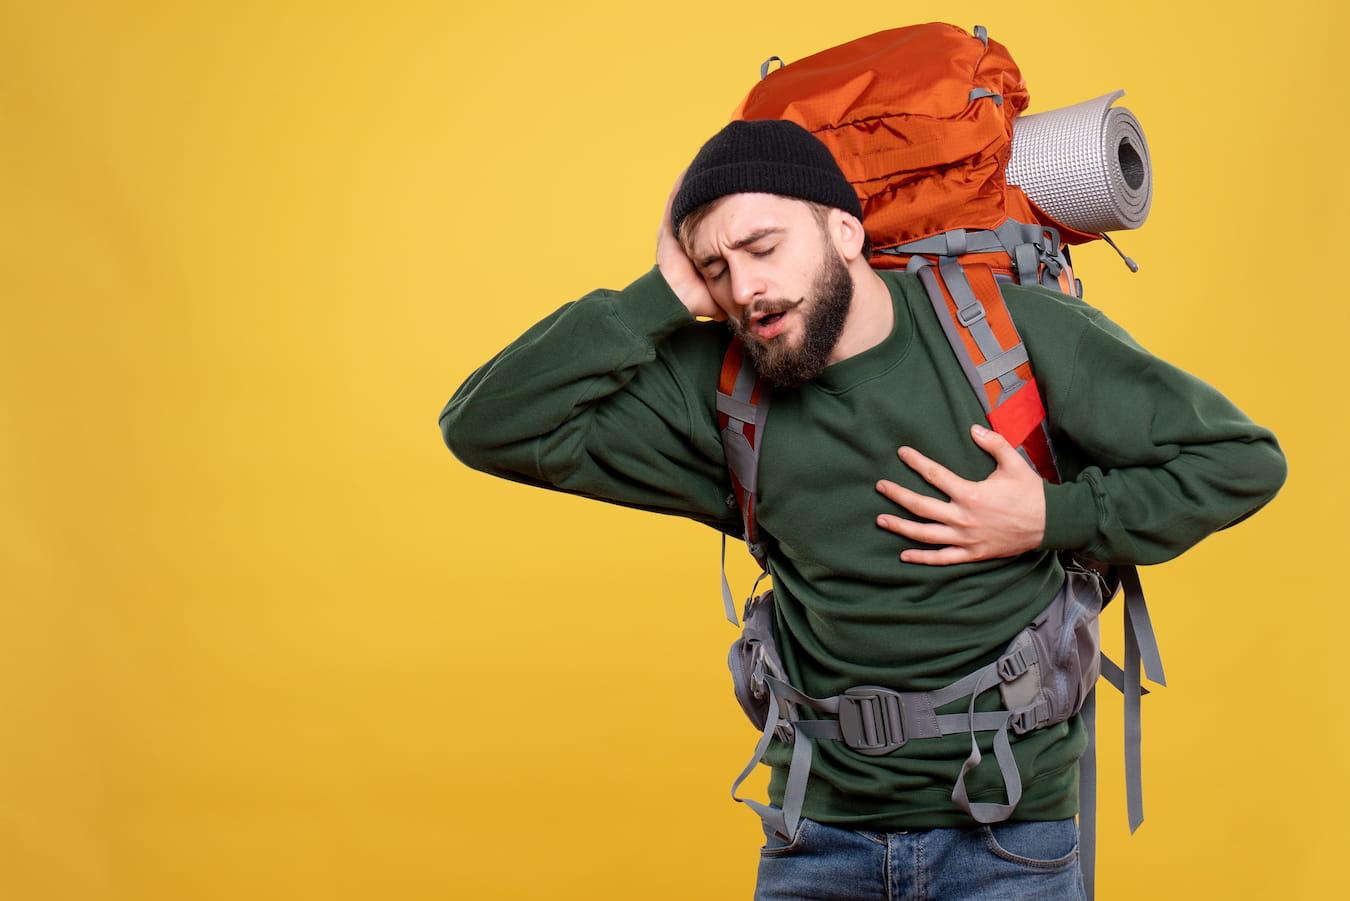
[752,310,791,338]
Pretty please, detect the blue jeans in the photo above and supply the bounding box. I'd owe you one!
[754,815,1086,900]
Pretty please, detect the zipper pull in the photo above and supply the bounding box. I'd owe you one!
[1099,232,1139,272]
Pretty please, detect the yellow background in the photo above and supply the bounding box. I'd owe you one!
[1,1,1342,898]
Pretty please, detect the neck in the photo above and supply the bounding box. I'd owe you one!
[827,264,893,365]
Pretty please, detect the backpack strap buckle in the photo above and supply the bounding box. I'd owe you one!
[839,685,908,755]
[996,645,1038,681]
[956,297,986,327]
[1010,699,1052,735]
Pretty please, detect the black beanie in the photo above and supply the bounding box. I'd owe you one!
[670,118,863,238]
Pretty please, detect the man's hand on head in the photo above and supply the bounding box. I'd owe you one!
[874,424,1047,565]
[656,166,726,321]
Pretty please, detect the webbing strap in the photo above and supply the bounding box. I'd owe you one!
[991,219,1066,285]
[892,221,1067,286]
[1080,686,1099,901]
[1100,652,1150,696]
[1121,565,1165,832]
[914,263,988,413]
[976,343,1029,384]
[937,257,1010,378]
[716,339,771,623]
[730,678,792,839]
[729,653,1026,844]
[968,87,1003,106]
[759,56,784,80]
[721,361,762,497]
[937,257,1026,407]
[765,669,1023,741]
[950,665,1023,822]
[895,229,1003,257]
[913,255,1057,479]
[1014,242,1040,286]
[719,533,738,626]
[716,391,757,424]
[927,659,1002,708]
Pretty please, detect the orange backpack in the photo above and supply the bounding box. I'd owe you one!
[714,23,1164,900]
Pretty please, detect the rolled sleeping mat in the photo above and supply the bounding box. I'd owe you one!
[1006,89,1153,234]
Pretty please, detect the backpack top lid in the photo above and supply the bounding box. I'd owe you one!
[728,22,1100,255]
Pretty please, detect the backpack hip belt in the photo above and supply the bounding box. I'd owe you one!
[727,553,1116,846]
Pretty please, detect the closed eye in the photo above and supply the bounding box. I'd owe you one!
[709,247,775,280]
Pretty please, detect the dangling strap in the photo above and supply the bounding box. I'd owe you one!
[733,652,1041,842]
[729,671,840,842]
[730,671,794,838]
[1079,685,1099,901]
[1120,564,1165,832]
[719,533,738,625]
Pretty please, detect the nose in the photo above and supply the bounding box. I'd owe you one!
[730,264,765,315]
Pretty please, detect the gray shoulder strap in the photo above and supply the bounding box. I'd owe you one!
[716,343,771,623]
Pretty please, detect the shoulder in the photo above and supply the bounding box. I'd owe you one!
[996,280,1105,330]
[660,318,735,370]
[653,319,737,415]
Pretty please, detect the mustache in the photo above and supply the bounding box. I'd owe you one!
[743,299,802,326]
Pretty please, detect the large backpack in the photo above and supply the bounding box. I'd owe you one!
[711,23,1165,899]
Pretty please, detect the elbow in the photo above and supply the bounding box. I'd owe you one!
[1261,437,1289,504]
[1219,433,1289,531]
[438,400,485,471]
[1251,434,1289,514]
[1245,432,1289,510]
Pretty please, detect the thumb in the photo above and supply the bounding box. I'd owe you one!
[970,423,1024,469]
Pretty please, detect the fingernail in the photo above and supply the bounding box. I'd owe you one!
[876,515,887,526]
[971,424,987,436]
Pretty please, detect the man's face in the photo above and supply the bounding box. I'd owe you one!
[689,193,854,390]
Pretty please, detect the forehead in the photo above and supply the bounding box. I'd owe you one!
[692,193,811,267]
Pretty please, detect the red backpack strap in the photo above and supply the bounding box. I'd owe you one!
[716,336,771,624]
[910,255,1061,483]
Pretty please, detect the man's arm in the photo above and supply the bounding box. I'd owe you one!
[438,264,742,538]
[1032,298,1288,565]
[874,286,1288,566]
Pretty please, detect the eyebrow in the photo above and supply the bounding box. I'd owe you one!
[696,227,786,269]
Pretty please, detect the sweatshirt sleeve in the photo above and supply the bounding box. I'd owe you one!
[437,264,743,537]
[1033,303,1288,564]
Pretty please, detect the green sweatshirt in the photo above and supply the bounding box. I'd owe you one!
[438,263,1287,830]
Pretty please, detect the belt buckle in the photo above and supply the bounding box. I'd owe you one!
[839,685,906,756]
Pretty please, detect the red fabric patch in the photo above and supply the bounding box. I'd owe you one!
[987,378,1046,450]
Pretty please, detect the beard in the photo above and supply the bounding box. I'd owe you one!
[728,235,855,390]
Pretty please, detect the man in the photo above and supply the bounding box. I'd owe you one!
[438,119,1287,899]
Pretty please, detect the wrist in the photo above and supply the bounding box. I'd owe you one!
[1039,479,1099,551]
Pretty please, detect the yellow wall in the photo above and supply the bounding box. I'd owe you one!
[1,2,1341,898]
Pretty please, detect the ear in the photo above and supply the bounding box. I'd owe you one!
[833,210,866,263]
